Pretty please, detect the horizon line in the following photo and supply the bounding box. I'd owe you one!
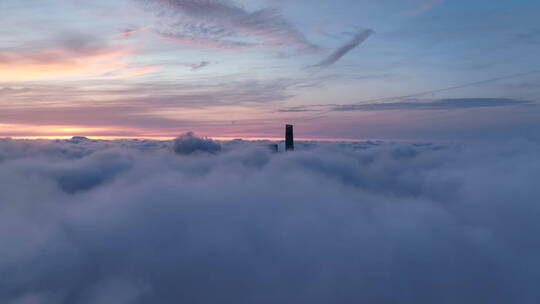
[3,135,435,143]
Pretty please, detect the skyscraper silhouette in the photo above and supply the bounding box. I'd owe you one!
[285,124,294,151]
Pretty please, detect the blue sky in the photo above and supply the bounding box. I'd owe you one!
[0,0,539,140]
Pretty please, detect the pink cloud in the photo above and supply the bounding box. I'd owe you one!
[112,26,151,39]
[0,35,157,81]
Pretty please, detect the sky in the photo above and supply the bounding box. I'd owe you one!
[1,0,539,140]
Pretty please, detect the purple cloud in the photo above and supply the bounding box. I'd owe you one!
[136,0,320,51]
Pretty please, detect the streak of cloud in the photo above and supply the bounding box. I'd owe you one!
[309,29,374,69]
[332,98,534,111]
[112,27,151,39]
[103,65,162,79]
[181,61,212,71]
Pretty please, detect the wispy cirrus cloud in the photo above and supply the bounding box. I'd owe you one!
[112,26,151,39]
[309,29,374,69]
[0,77,301,135]
[181,61,212,71]
[277,98,535,114]
[332,98,534,111]
[103,65,162,79]
[134,0,320,51]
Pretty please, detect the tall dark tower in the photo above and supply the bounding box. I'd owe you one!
[285,124,294,151]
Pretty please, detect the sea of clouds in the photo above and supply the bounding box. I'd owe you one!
[1,134,539,304]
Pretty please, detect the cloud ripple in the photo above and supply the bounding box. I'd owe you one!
[137,0,320,51]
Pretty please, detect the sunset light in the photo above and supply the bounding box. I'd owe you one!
[1,0,539,303]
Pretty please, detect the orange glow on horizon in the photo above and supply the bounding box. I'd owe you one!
[6,135,418,143]
[0,47,157,81]
[1,124,433,142]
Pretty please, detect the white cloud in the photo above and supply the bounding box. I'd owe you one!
[1,136,539,303]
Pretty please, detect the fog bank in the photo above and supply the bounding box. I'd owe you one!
[1,136,539,303]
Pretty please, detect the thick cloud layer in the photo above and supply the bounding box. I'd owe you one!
[173,132,222,155]
[1,136,540,303]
